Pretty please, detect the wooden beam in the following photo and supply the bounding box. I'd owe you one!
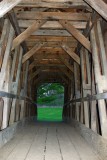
[34,59,63,65]
[61,43,80,65]
[27,41,76,48]
[29,63,65,69]
[34,56,70,60]
[8,11,28,53]
[18,0,88,9]
[29,67,42,81]
[23,29,71,37]
[76,12,99,54]
[59,67,73,81]
[35,47,75,55]
[27,36,76,42]
[0,19,10,69]
[34,76,65,85]
[19,20,87,30]
[59,20,91,52]
[0,0,22,18]
[17,12,89,21]
[83,0,107,21]
[0,24,14,88]
[58,54,74,72]
[22,42,44,64]
[12,19,46,50]
[29,52,49,70]
[41,69,60,73]
[59,74,68,84]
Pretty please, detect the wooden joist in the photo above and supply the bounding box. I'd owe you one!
[58,55,74,73]
[17,12,89,21]
[27,41,77,48]
[61,43,80,65]
[34,55,70,60]
[59,74,69,84]
[59,67,73,80]
[22,42,45,63]
[19,20,87,30]
[59,20,91,52]
[29,67,42,81]
[27,36,76,42]
[18,0,88,8]
[29,53,49,70]
[35,47,75,55]
[12,20,46,50]
[28,29,71,37]
[29,63,65,69]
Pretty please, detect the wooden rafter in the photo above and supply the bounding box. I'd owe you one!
[12,19,47,50]
[59,67,72,80]
[61,43,80,65]
[0,0,22,18]
[83,0,107,21]
[58,54,74,73]
[22,42,45,64]
[59,74,68,84]
[59,20,91,52]
[29,67,42,81]
[29,53,49,70]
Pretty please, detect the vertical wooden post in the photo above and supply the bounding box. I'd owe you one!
[90,21,107,138]
[80,50,90,128]
[0,98,4,129]
[20,61,29,120]
[74,62,80,121]
[0,20,14,129]
[9,47,23,125]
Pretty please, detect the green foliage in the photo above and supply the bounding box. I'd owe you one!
[37,83,64,106]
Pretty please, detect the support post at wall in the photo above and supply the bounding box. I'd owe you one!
[90,20,107,138]
[0,19,14,129]
[74,62,80,121]
[20,61,29,120]
[9,47,23,125]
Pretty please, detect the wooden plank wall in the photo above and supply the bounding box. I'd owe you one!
[64,19,107,139]
[0,19,37,130]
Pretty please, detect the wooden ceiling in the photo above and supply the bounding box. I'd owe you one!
[0,0,107,84]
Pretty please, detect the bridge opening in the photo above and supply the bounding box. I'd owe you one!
[0,0,107,160]
[37,83,64,121]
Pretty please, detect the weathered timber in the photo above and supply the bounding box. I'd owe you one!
[59,20,91,52]
[12,20,47,50]
[61,43,80,65]
[22,42,45,63]
[0,0,22,18]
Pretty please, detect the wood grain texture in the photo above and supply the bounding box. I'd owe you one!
[61,43,80,65]
[59,20,91,52]
[83,0,107,20]
[0,121,101,160]
[12,20,46,50]
[0,0,22,18]
[22,42,44,63]
[17,12,89,21]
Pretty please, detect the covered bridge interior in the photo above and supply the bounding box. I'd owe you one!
[0,0,107,159]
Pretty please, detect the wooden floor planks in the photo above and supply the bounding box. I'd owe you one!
[0,122,101,160]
